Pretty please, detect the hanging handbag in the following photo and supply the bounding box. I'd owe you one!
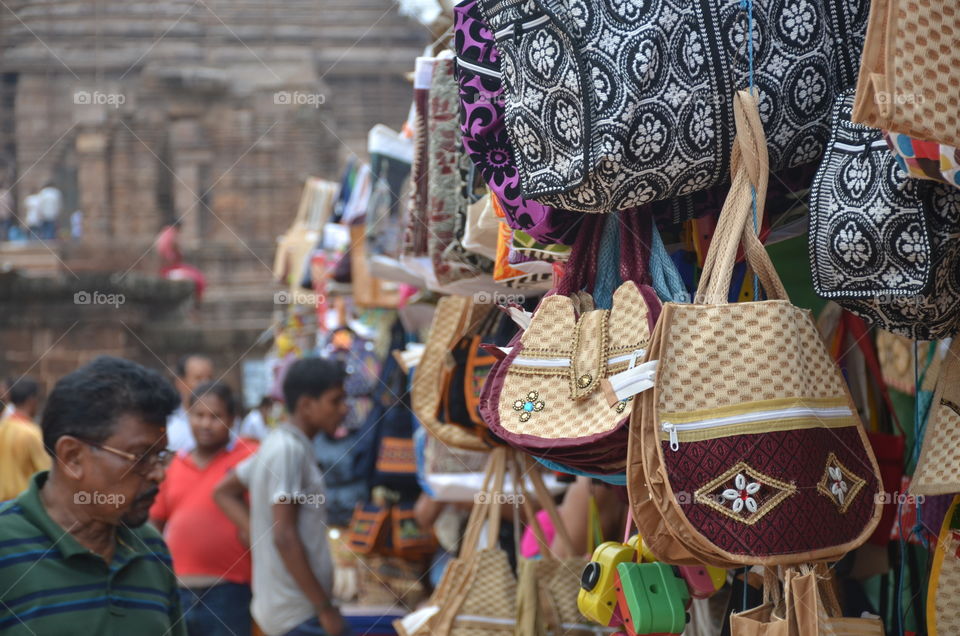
[509,452,596,636]
[731,565,885,636]
[910,338,960,496]
[809,90,960,340]
[927,495,960,636]
[412,296,498,452]
[474,0,867,212]
[852,0,960,148]
[481,212,661,474]
[454,0,584,243]
[630,92,882,567]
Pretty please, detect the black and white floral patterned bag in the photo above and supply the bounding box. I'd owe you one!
[476,0,867,213]
[809,91,960,340]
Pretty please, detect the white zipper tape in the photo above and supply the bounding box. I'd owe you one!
[661,405,854,451]
[504,349,646,369]
[604,360,659,403]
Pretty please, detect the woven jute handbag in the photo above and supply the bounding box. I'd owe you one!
[927,495,960,636]
[412,296,497,452]
[508,452,595,636]
[432,448,520,635]
[910,339,960,496]
[629,91,882,568]
[731,565,884,636]
[481,212,661,475]
[852,0,960,148]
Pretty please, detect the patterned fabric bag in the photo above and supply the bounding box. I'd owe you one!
[630,92,882,567]
[427,55,493,284]
[454,0,584,242]
[852,0,960,148]
[885,132,960,189]
[809,91,960,340]
[910,338,960,496]
[481,212,661,475]
[927,495,960,636]
[474,0,867,212]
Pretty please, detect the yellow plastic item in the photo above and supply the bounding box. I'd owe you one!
[578,541,637,626]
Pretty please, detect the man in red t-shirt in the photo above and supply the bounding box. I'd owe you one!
[151,382,258,636]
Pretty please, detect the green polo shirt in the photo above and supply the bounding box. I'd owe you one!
[0,472,186,636]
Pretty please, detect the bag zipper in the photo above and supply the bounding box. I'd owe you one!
[661,405,853,451]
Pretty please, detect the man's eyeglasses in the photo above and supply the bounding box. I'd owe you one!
[80,440,173,475]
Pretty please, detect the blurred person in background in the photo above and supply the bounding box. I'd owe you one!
[23,191,41,239]
[216,358,351,636]
[0,183,12,241]
[237,395,273,441]
[38,181,62,240]
[0,377,49,501]
[151,382,258,636]
[0,356,185,635]
[166,354,214,452]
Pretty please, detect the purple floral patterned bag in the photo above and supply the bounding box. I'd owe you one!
[454,0,582,246]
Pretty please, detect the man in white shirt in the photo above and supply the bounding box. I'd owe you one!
[166,354,214,452]
[38,182,62,240]
[215,358,349,636]
[237,396,272,441]
[23,193,41,239]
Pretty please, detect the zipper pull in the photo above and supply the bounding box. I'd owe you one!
[662,422,679,452]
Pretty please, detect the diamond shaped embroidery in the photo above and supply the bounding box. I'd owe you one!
[817,452,866,514]
[694,461,797,526]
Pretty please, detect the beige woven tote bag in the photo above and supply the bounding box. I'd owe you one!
[412,296,496,452]
[911,339,960,495]
[630,91,882,568]
[852,0,960,147]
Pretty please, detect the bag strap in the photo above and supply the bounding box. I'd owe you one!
[555,214,605,296]
[511,452,577,559]
[618,209,653,288]
[459,447,507,560]
[839,312,905,436]
[695,91,789,304]
[593,212,622,310]
[648,217,688,303]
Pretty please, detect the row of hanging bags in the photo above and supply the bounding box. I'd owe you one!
[627,91,883,568]
[465,0,868,212]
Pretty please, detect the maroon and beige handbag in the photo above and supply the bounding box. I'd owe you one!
[629,92,883,567]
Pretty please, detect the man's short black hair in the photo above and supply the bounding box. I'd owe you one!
[41,356,180,453]
[174,354,212,378]
[190,381,237,419]
[7,377,39,406]
[282,358,346,413]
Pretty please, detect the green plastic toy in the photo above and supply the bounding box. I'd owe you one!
[615,562,690,635]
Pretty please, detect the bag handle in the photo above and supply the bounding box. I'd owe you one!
[695,91,789,304]
[837,312,905,436]
[618,209,653,288]
[555,214,605,296]
[459,447,508,561]
[510,452,577,559]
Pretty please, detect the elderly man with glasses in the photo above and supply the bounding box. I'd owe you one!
[0,356,186,636]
